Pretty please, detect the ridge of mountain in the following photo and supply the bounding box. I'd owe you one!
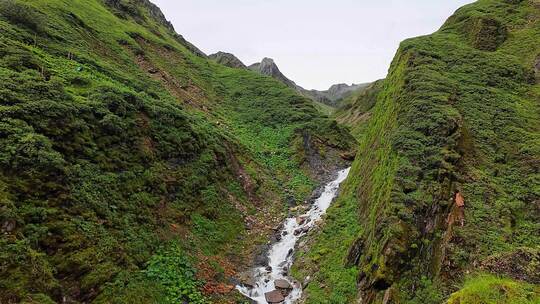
[293,0,540,303]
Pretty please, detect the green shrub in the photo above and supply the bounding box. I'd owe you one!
[144,243,208,304]
[0,0,45,32]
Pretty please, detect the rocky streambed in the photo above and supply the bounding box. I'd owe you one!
[236,168,351,304]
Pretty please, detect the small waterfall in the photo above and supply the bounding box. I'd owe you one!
[236,168,351,304]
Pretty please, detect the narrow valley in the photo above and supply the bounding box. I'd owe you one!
[0,1,538,304]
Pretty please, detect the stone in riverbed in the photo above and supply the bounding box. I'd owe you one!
[294,227,309,235]
[296,215,308,225]
[274,279,292,290]
[265,290,285,303]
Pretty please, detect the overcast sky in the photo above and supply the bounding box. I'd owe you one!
[151,0,474,90]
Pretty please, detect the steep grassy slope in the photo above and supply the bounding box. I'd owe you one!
[334,80,384,140]
[0,1,354,303]
[294,0,540,303]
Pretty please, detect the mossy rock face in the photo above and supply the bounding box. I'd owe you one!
[465,16,507,51]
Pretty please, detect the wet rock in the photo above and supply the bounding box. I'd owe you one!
[265,266,273,272]
[254,244,270,267]
[296,215,308,225]
[294,227,309,236]
[265,290,285,303]
[308,186,324,204]
[243,279,257,289]
[238,273,257,288]
[346,237,364,267]
[274,279,292,290]
[286,195,296,206]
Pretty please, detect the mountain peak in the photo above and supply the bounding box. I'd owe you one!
[249,58,297,88]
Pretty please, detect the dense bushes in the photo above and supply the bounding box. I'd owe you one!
[144,243,207,304]
[0,0,45,33]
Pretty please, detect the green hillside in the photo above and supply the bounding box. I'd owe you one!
[334,80,384,140]
[0,0,354,303]
[293,0,540,303]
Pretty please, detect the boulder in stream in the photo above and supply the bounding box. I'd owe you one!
[265,290,285,303]
[294,226,310,236]
[274,279,292,290]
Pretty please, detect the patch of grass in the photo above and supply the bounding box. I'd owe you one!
[447,274,540,304]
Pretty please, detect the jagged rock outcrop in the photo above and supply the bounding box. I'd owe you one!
[209,51,246,69]
[249,58,298,89]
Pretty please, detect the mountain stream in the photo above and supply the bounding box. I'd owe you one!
[236,168,351,303]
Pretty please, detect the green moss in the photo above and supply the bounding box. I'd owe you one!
[447,274,540,304]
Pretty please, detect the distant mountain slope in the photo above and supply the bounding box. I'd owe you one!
[334,80,384,140]
[294,0,540,303]
[0,0,354,303]
[248,57,368,107]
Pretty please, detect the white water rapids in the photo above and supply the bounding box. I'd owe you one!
[236,168,351,303]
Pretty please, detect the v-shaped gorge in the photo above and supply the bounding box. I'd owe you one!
[0,0,539,304]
